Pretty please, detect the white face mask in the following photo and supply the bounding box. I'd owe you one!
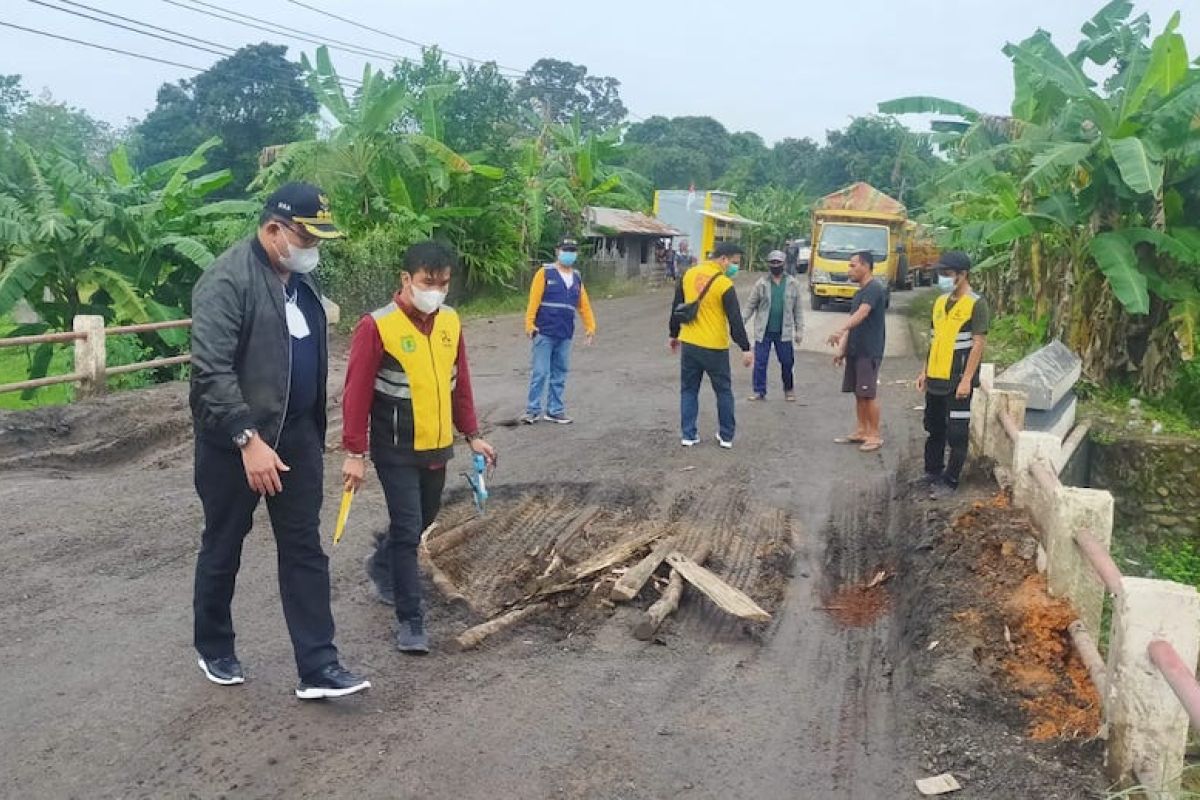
[938,274,956,292]
[274,231,321,274]
[411,287,447,314]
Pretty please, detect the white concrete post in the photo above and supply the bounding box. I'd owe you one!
[73,315,106,399]
[320,295,340,327]
[1043,487,1114,637]
[968,364,998,460]
[1012,431,1060,508]
[1106,577,1200,792]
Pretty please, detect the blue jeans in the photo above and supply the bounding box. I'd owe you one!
[525,334,573,416]
[680,343,734,441]
[752,331,795,397]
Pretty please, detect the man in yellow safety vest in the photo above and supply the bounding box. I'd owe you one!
[916,251,990,500]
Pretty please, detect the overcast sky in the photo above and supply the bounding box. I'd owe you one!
[3,1,1197,143]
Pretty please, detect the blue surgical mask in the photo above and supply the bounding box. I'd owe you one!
[938,274,956,292]
[558,251,578,267]
[725,263,740,278]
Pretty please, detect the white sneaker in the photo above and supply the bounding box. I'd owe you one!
[681,438,700,447]
[715,435,733,449]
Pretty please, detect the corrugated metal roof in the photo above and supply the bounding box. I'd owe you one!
[698,209,762,227]
[585,206,683,237]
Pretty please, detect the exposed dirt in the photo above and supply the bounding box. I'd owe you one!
[0,281,1106,799]
[896,484,1107,798]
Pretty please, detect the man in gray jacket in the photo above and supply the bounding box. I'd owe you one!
[742,249,805,401]
[190,183,369,700]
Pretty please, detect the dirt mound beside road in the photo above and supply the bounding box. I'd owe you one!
[896,488,1105,798]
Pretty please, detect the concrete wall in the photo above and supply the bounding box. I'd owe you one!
[1089,432,1200,549]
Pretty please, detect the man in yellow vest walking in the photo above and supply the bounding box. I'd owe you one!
[341,241,497,653]
[916,251,990,499]
[668,241,753,449]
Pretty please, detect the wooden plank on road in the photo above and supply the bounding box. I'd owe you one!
[665,552,771,622]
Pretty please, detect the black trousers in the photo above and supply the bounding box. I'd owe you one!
[193,415,338,680]
[369,462,447,623]
[924,389,973,485]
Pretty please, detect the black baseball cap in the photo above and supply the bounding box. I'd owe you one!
[935,251,972,272]
[558,237,578,251]
[264,182,343,239]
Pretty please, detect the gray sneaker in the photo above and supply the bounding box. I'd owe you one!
[364,553,394,606]
[520,413,540,425]
[396,618,430,655]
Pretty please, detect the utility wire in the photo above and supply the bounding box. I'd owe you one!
[27,0,232,57]
[160,0,414,65]
[0,20,204,71]
[52,0,239,55]
[282,0,526,75]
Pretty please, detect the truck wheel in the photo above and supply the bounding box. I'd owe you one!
[810,293,824,311]
[896,255,911,291]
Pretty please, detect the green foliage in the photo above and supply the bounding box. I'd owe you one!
[0,80,117,168]
[515,59,627,132]
[733,187,811,268]
[886,5,1200,395]
[624,114,942,205]
[133,44,319,196]
[0,137,254,386]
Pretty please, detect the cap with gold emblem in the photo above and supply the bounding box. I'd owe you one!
[264,182,343,239]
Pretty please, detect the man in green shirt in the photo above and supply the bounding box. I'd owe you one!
[743,249,805,401]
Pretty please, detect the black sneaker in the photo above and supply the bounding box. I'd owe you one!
[197,654,244,686]
[542,413,573,424]
[395,618,430,654]
[912,472,943,489]
[295,663,371,700]
[929,479,959,501]
[364,553,395,606]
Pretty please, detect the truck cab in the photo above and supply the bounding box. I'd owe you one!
[808,221,893,310]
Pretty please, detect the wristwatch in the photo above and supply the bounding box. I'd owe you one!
[233,428,258,449]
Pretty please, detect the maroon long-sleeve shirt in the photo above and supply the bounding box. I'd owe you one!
[341,293,480,456]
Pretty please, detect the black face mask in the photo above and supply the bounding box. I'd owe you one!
[769,265,784,275]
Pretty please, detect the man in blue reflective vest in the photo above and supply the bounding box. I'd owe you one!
[521,238,597,425]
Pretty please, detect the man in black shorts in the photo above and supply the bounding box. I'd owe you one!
[827,251,887,452]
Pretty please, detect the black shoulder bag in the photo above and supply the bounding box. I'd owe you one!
[671,272,719,327]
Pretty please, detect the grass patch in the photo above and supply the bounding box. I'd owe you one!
[0,316,74,410]
[1079,382,1200,441]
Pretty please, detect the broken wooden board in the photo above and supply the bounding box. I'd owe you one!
[456,602,551,651]
[529,504,602,559]
[664,552,771,623]
[633,542,712,641]
[418,523,473,610]
[609,536,677,602]
[532,527,664,597]
[426,517,485,557]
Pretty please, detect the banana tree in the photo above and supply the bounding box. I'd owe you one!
[540,118,650,237]
[258,46,502,236]
[0,136,255,382]
[881,2,1200,391]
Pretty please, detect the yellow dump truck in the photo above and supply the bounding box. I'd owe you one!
[809,183,932,310]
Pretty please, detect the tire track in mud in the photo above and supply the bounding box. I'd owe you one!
[819,477,897,797]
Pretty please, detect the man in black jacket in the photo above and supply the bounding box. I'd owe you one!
[190,183,369,700]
